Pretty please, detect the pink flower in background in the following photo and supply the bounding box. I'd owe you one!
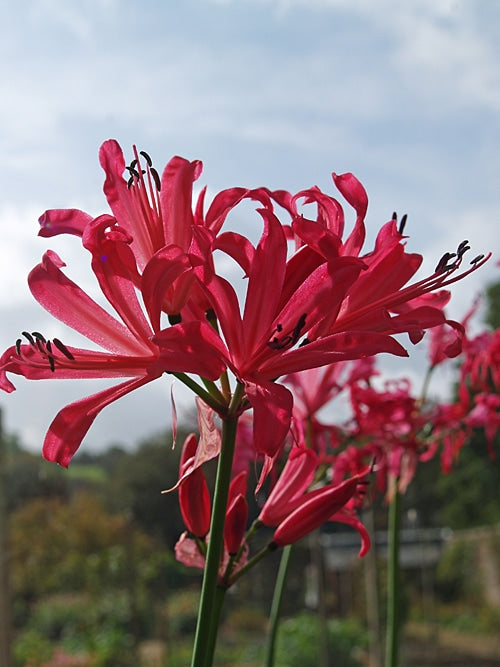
[271,469,370,553]
[258,444,370,554]
[461,329,500,393]
[428,298,479,368]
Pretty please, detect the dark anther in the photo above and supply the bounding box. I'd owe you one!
[140,150,153,167]
[43,341,55,372]
[168,313,182,325]
[22,331,35,345]
[17,330,74,370]
[392,211,397,221]
[470,254,485,265]
[398,214,408,235]
[53,338,75,360]
[268,313,307,350]
[126,164,141,190]
[435,252,456,273]
[291,313,307,343]
[456,240,470,258]
[126,166,141,179]
[150,167,161,191]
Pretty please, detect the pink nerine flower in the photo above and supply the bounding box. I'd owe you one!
[1,141,490,468]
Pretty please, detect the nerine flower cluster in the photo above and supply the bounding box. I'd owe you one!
[0,140,490,576]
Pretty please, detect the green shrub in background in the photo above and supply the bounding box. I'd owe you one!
[242,612,368,667]
[13,628,53,667]
[164,588,201,638]
[13,591,137,667]
[435,540,472,603]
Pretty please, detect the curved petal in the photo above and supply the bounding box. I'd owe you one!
[28,251,148,356]
[160,155,202,250]
[0,346,18,392]
[294,186,345,238]
[82,216,155,346]
[291,217,342,259]
[332,172,367,256]
[202,187,251,234]
[259,446,318,526]
[330,512,371,557]
[197,273,244,365]
[100,140,135,223]
[242,209,288,356]
[141,245,193,330]
[224,494,248,555]
[38,209,92,238]
[214,231,255,277]
[245,381,293,457]
[42,376,153,466]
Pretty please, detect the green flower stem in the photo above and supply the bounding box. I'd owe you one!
[204,585,227,667]
[225,543,274,587]
[172,372,227,414]
[201,377,227,406]
[220,369,232,401]
[420,366,434,404]
[265,544,293,667]
[385,486,401,667]
[190,412,239,667]
[244,518,263,543]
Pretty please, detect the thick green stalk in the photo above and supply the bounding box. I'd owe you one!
[265,544,293,667]
[385,486,401,667]
[203,585,226,667]
[190,414,239,667]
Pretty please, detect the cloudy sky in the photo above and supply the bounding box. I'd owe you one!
[1,0,498,455]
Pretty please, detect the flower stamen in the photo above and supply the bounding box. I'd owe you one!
[15,331,74,372]
[268,313,307,350]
